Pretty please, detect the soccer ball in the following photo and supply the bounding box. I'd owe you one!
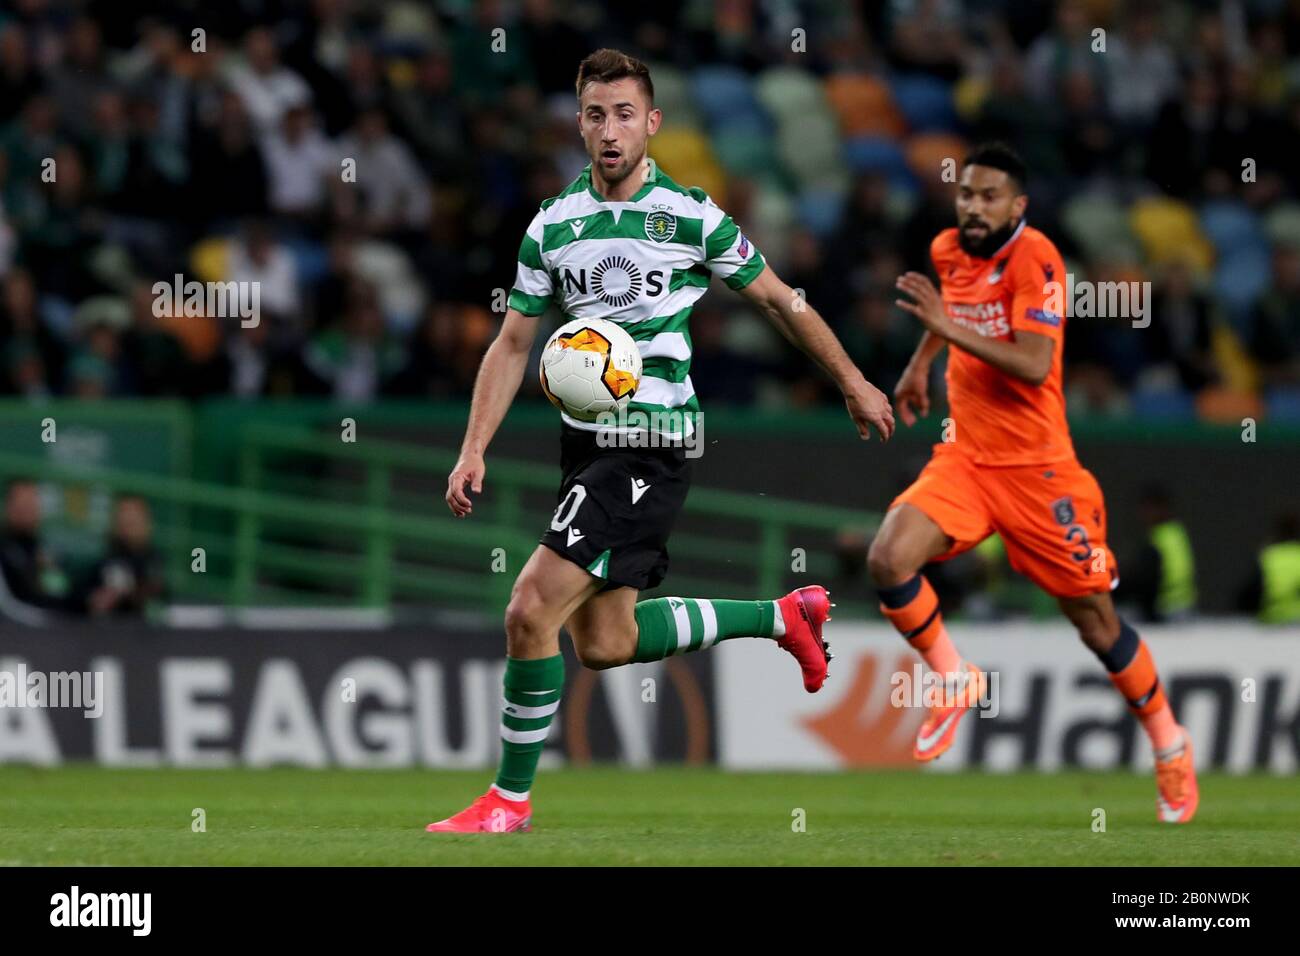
[539,317,641,421]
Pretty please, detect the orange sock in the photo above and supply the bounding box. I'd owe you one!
[1101,621,1182,753]
[877,575,963,678]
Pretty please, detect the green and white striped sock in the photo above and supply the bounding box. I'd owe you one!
[631,597,786,662]
[493,654,564,801]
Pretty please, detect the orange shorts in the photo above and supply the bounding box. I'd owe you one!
[891,443,1119,598]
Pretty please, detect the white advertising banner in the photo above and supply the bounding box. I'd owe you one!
[716,622,1300,774]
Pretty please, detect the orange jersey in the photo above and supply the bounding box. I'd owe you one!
[931,223,1073,466]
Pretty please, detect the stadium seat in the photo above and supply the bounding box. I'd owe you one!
[749,183,796,260]
[842,136,915,191]
[1210,322,1261,393]
[755,66,827,122]
[775,111,846,190]
[905,133,968,190]
[823,74,906,138]
[1199,200,1266,257]
[794,189,846,239]
[691,66,766,131]
[952,74,991,122]
[284,237,331,285]
[1212,249,1271,314]
[710,115,778,178]
[190,237,231,284]
[649,127,727,200]
[646,63,698,126]
[1193,202,1272,312]
[1195,386,1263,423]
[1266,388,1300,421]
[1062,194,1141,264]
[890,74,958,132]
[1130,387,1197,420]
[1263,202,1300,249]
[1129,198,1214,272]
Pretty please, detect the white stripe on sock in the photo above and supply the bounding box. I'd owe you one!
[671,598,692,652]
[501,724,550,744]
[771,600,786,637]
[502,696,559,719]
[698,599,719,648]
[490,783,530,802]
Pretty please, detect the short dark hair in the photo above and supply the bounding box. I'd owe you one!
[963,142,1027,194]
[575,48,654,105]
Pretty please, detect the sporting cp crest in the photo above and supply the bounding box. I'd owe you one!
[1051,495,1075,526]
[645,210,677,243]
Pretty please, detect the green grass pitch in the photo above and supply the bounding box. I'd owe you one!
[1,766,1297,866]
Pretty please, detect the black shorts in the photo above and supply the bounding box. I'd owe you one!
[538,424,693,592]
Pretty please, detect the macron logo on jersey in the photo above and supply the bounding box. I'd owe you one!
[570,219,585,238]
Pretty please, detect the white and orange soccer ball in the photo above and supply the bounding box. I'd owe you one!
[539,317,641,421]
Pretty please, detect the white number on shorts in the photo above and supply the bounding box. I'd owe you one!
[550,483,588,532]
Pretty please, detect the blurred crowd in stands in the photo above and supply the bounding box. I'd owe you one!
[1,0,1299,422]
[0,477,165,619]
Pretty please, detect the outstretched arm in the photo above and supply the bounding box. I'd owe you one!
[446,308,540,517]
[738,265,895,441]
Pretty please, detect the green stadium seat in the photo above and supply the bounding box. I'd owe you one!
[1263,203,1300,250]
[645,62,700,128]
[1062,194,1141,264]
[755,66,826,121]
[776,111,845,190]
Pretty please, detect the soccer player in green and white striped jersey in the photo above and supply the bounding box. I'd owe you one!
[430,49,894,833]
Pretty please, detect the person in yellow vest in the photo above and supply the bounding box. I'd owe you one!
[1239,513,1300,625]
[1122,485,1197,622]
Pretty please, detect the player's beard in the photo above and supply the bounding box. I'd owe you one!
[958,218,1019,258]
[592,147,645,187]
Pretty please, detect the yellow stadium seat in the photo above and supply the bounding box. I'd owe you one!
[1128,198,1215,273]
[190,237,231,284]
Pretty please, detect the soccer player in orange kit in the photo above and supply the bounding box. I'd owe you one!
[874,143,1198,823]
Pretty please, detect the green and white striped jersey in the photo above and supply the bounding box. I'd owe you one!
[508,162,766,438]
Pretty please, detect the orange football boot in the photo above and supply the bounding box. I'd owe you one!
[1155,727,1199,824]
[912,662,986,762]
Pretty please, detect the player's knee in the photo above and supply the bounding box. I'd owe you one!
[504,584,551,647]
[867,537,914,587]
